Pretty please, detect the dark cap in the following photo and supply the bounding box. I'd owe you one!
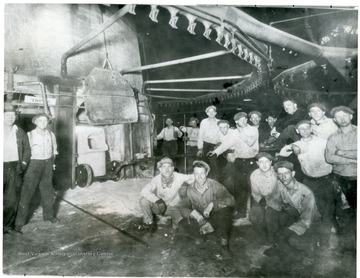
[330,106,354,117]
[255,152,273,162]
[274,161,294,172]
[217,119,230,126]
[4,102,16,113]
[189,117,199,124]
[308,103,327,112]
[157,157,174,168]
[249,111,262,118]
[32,113,52,124]
[205,105,217,113]
[283,96,298,104]
[234,112,247,121]
[295,120,312,130]
[193,160,211,175]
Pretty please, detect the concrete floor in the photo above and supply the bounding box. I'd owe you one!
[2,178,356,277]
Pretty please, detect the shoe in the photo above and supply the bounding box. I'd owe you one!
[233,217,252,227]
[142,221,157,234]
[9,226,23,235]
[220,239,233,259]
[46,217,60,223]
[263,244,280,257]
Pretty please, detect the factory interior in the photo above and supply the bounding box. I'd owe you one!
[2,3,358,277]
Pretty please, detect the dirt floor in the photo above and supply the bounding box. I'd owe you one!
[2,178,356,277]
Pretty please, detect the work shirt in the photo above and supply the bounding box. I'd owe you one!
[156,126,182,141]
[250,168,283,211]
[325,125,357,177]
[275,108,308,133]
[310,116,338,140]
[279,180,320,236]
[4,125,19,162]
[197,118,220,149]
[213,125,259,159]
[292,136,332,177]
[141,172,194,207]
[28,128,58,160]
[185,127,199,147]
[186,178,235,212]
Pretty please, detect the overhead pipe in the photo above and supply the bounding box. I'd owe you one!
[146,88,227,93]
[121,50,230,74]
[60,5,131,77]
[189,6,357,60]
[17,81,51,115]
[143,74,252,84]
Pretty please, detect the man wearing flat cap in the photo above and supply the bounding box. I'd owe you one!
[3,102,31,234]
[209,111,259,220]
[155,117,183,158]
[280,120,335,248]
[140,157,194,234]
[307,103,338,140]
[14,113,59,234]
[197,105,221,180]
[178,160,235,257]
[249,152,283,243]
[263,160,320,257]
[249,111,269,144]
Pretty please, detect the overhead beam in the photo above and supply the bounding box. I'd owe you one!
[146,88,227,93]
[143,74,252,84]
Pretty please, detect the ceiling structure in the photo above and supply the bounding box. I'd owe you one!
[126,5,357,117]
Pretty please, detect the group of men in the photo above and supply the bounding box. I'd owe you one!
[143,99,357,258]
[3,103,59,235]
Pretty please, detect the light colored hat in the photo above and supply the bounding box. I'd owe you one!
[234,112,247,121]
[193,160,211,175]
[330,106,354,117]
[157,157,174,168]
[295,120,312,129]
[248,111,262,118]
[205,105,217,113]
[274,161,294,172]
[32,113,52,124]
[255,152,273,162]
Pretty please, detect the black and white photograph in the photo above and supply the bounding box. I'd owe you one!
[1,1,358,277]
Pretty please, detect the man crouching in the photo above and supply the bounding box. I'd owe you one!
[179,161,235,257]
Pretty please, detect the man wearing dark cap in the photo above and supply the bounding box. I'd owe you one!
[179,160,235,257]
[3,102,31,234]
[263,160,320,257]
[197,106,221,180]
[249,152,283,243]
[140,157,194,234]
[249,111,269,144]
[155,117,183,158]
[14,113,59,234]
[209,112,259,220]
[308,103,338,140]
[280,120,335,248]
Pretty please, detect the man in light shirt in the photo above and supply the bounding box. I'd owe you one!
[197,106,221,180]
[156,117,183,158]
[307,103,338,140]
[139,157,194,234]
[208,112,259,220]
[14,113,59,234]
[3,103,31,234]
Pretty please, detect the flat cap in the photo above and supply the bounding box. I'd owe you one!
[32,113,52,124]
[234,112,247,121]
[193,160,211,175]
[189,117,199,124]
[255,152,273,161]
[165,118,173,123]
[157,157,174,168]
[217,119,230,126]
[330,106,354,117]
[307,103,327,112]
[295,120,312,129]
[249,111,262,118]
[205,105,217,113]
[274,161,294,172]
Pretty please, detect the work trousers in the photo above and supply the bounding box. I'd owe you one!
[304,174,335,246]
[161,140,178,158]
[202,142,220,181]
[139,197,183,225]
[185,145,198,174]
[15,158,55,227]
[334,174,357,210]
[3,161,23,230]
[233,158,257,217]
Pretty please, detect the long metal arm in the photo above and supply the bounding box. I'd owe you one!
[143,74,251,84]
[61,5,130,76]
[120,50,230,74]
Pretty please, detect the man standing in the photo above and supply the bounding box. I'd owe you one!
[286,120,335,248]
[249,152,283,243]
[139,157,194,234]
[209,112,259,220]
[180,117,199,173]
[249,111,269,144]
[156,117,183,158]
[14,113,59,234]
[197,106,221,180]
[3,103,31,234]
[179,161,235,255]
[264,161,320,257]
[308,103,338,140]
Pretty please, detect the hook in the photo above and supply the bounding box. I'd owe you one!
[201,20,212,40]
[167,7,179,29]
[185,14,197,35]
[149,5,159,22]
[129,4,136,15]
